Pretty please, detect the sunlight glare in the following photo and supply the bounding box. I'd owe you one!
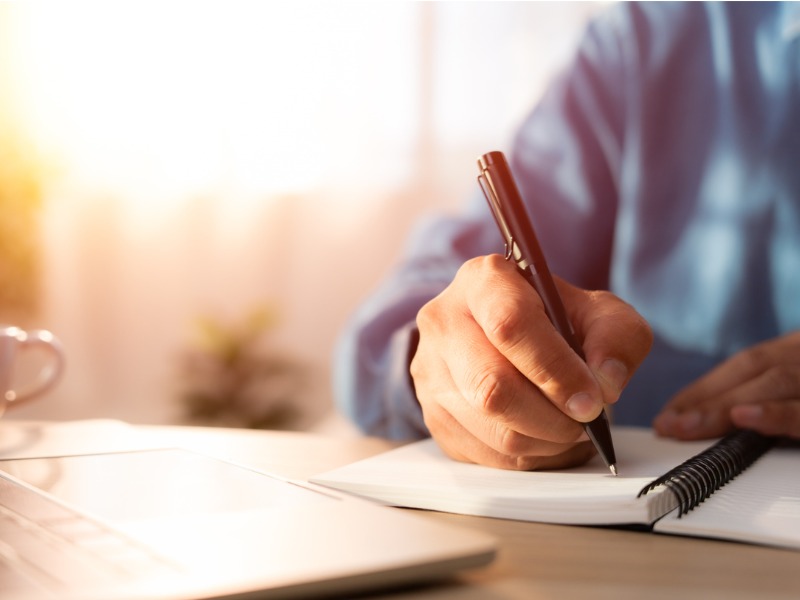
[9,2,417,226]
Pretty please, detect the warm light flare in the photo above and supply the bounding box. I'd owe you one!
[7,2,418,223]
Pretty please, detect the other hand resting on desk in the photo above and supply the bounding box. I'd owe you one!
[410,254,653,471]
[654,331,800,441]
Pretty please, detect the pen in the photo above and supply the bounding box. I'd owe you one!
[476,150,618,475]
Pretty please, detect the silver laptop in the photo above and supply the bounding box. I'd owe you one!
[0,446,495,599]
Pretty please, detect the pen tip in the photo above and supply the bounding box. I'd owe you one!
[609,464,618,477]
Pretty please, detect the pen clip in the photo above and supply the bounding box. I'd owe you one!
[477,171,525,267]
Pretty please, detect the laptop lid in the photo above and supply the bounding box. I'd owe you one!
[0,444,495,599]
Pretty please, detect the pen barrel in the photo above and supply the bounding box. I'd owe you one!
[479,153,550,272]
[478,150,617,471]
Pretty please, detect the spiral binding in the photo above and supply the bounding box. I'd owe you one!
[638,430,776,517]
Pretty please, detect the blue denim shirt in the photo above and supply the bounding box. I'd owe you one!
[334,2,800,439]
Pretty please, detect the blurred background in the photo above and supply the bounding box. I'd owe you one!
[1,1,604,431]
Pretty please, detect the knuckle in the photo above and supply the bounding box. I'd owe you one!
[529,353,565,384]
[484,302,527,349]
[456,255,494,286]
[460,255,528,348]
[485,314,517,349]
[513,455,544,471]
[587,288,614,304]
[470,367,514,417]
[485,449,538,471]
[522,351,575,397]
[461,253,506,275]
[494,425,528,456]
[415,297,442,333]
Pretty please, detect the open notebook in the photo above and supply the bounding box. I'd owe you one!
[312,427,800,551]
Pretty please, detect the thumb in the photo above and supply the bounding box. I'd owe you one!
[557,282,653,405]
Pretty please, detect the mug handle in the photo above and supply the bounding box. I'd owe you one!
[5,329,65,405]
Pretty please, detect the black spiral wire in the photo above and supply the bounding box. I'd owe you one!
[638,430,776,517]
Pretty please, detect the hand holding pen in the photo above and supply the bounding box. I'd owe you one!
[478,151,625,473]
[408,151,652,472]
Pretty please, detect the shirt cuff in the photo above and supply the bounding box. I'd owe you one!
[385,320,427,439]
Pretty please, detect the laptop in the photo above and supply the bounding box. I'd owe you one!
[0,427,496,600]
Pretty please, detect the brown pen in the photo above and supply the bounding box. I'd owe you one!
[477,150,617,475]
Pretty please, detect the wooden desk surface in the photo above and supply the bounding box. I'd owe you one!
[3,421,798,599]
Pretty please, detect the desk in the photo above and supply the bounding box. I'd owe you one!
[2,420,798,599]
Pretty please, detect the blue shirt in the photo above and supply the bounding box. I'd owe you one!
[334,2,800,439]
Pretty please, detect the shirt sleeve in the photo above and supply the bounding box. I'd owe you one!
[509,6,627,290]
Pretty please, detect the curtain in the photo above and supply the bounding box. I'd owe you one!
[3,2,604,428]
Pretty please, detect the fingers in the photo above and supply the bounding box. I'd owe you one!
[731,400,800,438]
[458,255,605,423]
[439,332,587,444]
[654,367,800,439]
[660,335,798,414]
[561,283,653,405]
[425,403,597,471]
[654,333,800,440]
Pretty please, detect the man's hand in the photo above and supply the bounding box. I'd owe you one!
[410,254,653,470]
[654,332,800,440]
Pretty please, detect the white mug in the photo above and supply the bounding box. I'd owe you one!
[0,325,64,418]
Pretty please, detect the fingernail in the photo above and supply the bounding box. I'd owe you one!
[566,392,602,421]
[732,404,763,426]
[596,359,628,396]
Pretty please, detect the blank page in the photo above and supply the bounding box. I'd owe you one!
[312,428,710,526]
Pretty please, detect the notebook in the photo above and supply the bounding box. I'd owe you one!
[0,422,496,600]
[312,427,800,551]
